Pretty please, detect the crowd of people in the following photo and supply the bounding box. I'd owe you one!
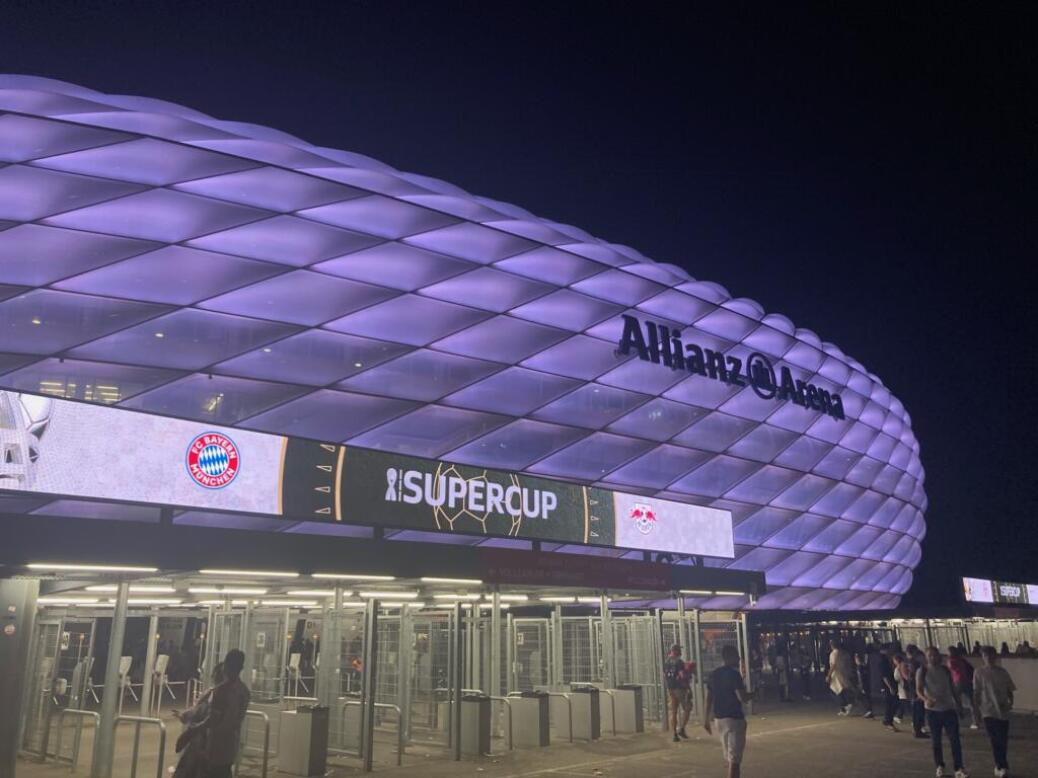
[823,639,1018,778]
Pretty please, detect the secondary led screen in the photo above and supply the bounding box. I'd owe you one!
[962,576,1037,607]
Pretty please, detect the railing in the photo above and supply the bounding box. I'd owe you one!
[114,715,166,778]
[599,689,617,736]
[235,709,271,778]
[341,700,404,766]
[546,692,573,743]
[49,708,99,771]
[282,695,319,707]
[488,696,514,751]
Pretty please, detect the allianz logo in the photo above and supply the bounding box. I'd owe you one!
[384,467,559,519]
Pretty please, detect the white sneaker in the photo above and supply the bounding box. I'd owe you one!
[969,723,979,730]
[935,768,945,778]
[993,768,1006,778]
[954,770,969,778]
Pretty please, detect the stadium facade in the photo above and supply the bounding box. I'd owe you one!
[0,75,925,611]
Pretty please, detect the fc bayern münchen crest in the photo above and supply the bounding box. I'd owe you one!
[186,432,240,489]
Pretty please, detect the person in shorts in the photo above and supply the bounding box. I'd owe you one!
[663,643,693,741]
[705,645,753,778]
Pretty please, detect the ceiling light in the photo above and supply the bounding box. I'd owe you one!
[492,594,529,602]
[198,569,298,578]
[478,603,510,610]
[378,601,425,609]
[433,594,480,601]
[188,587,268,595]
[194,599,250,606]
[28,563,158,573]
[577,597,609,604]
[360,591,418,599]
[38,597,99,605]
[539,596,576,603]
[260,600,319,607]
[679,589,714,596]
[86,585,176,593]
[713,591,745,597]
[127,598,183,606]
[313,573,396,581]
[287,590,343,597]
[420,577,482,586]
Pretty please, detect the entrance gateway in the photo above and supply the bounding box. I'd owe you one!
[1,392,763,776]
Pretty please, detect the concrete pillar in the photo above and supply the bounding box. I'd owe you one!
[91,581,129,778]
[0,578,39,777]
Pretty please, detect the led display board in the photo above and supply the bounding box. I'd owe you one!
[962,576,1038,607]
[0,391,734,558]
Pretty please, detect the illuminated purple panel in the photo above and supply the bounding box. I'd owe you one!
[853,561,895,590]
[33,499,161,523]
[867,464,901,496]
[0,224,156,286]
[402,193,505,221]
[793,555,853,588]
[772,435,832,470]
[441,367,580,415]
[405,222,536,263]
[177,166,364,211]
[663,373,742,410]
[314,242,472,291]
[510,289,621,331]
[764,400,819,434]
[533,384,647,429]
[0,358,182,401]
[607,397,708,442]
[842,490,887,523]
[0,113,127,162]
[348,405,507,457]
[484,219,573,245]
[420,267,552,313]
[68,308,298,369]
[597,357,695,396]
[811,446,861,480]
[571,268,663,306]
[280,521,374,538]
[0,289,168,355]
[693,307,757,341]
[522,334,629,380]
[771,473,836,510]
[325,294,490,346]
[300,194,457,238]
[636,289,713,325]
[0,164,144,221]
[765,552,828,586]
[845,455,885,488]
[188,214,380,266]
[673,412,757,452]
[0,353,40,376]
[446,419,588,470]
[724,466,802,504]
[741,323,795,358]
[734,506,799,545]
[45,188,267,242]
[528,432,653,481]
[434,315,567,362]
[35,137,256,185]
[214,329,409,385]
[835,525,884,557]
[123,373,307,423]
[668,455,761,498]
[56,245,284,305]
[602,445,710,489]
[195,138,335,168]
[385,529,481,546]
[868,496,903,529]
[781,341,825,372]
[338,350,501,401]
[889,503,917,533]
[719,386,785,422]
[803,520,859,553]
[494,246,603,285]
[810,483,865,518]
[242,389,417,440]
[862,530,901,562]
[199,270,396,326]
[559,242,631,267]
[726,546,792,571]
[865,432,898,462]
[763,513,831,550]
[174,511,287,532]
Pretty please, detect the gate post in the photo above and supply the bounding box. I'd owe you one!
[140,610,158,716]
[691,607,704,721]
[551,605,564,689]
[91,581,129,778]
[450,603,463,762]
[739,611,753,716]
[599,594,615,689]
[490,591,501,698]
[360,598,379,772]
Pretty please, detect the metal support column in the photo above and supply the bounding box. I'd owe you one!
[450,603,463,762]
[691,608,704,720]
[739,611,753,716]
[360,599,379,772]
[600,594,615,689]
[0,578,38,778]
[398,602,413,742]
[505,612,515,694]
[140,611,158,716]
[490,591,501,698]
[654,609,667,727]
[318,587,342,710]
[551,605,564,688]
[91,581,129,778]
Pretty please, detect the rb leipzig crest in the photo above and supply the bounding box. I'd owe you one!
[629,502,657,535]
[186,432,240,489]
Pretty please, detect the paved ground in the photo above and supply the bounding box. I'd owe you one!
[17,699,1037,777]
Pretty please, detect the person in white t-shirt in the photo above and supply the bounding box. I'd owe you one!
[973,646,1015,778]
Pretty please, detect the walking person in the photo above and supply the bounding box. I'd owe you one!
[704,645,754,778]
[972,646,1015,777]
[177,649,251,778]
[858,647,875,718]
[946,646,978,730]
[826,639,857,715]
[906,645,928,738]
[876,645,900,732]
[172,662,224,778]
[775,648,791,702]
[917,646,969,778]
[663,643,692,741]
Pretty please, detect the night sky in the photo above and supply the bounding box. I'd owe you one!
[4,2,1035,608]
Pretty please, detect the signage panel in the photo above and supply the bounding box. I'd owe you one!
[962,576,1037,607]
[0,391,734,558]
